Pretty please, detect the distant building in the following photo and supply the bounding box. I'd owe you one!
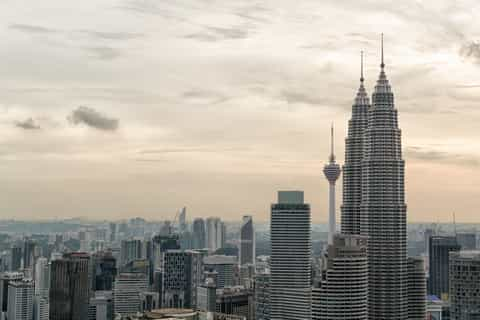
[23,240,38,271]
[456,233,476,250]
[10,247,22,272]
[254,270,270,320]
[239,216,255,266]
[270,191,311,320]
[113,273,149,316]
[88,291,113,320]
[428,236,461,299]
[93,250,117,291]
[50,252,90,320]
[120,239,144,267]
[450,251,480,320]
[206,218,225,251]
[162,250,202,309]
[203,255,237,288]
[407,257,427,320]
[192,219,206,250]
[7,279,34,320]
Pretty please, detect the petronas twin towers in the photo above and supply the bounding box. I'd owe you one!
[342,38,408,320]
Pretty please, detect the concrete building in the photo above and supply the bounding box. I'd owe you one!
[407,257,427,320]
[254,270,270,320]
[0,272,23,317]
[34,295,49,320]
[206,218,225,252]
[193,218,207,250]
[50,252,90,320]
[239,216,255,266]
[7,279,33,320]
[428,236,461,300]
[88,291,113,320]
[204,255,237,288]
[113,273,149,316]
[120,239,144,267]
[197,278,217,313]
[163,250,202,309]
[450,251,480,320]
[312,234,368,320]
[216,287,253,320]
[10,247,22,272]
[270,191,311,320]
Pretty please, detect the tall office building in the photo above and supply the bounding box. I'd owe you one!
[192,218,206,250]
[7,279,34,320]
[204,255,237,288]
[206,218,225,251]
[450,251,480,320]
[10,247,22,272]
[270,191,311,320]
[113,272,149,316]
[357,37,409,319]
[50,252,90,320]
[178,207,187,233]
[23,240,38,270]
[239,216,255,266]
[109,223,116,243]
[120,239,144,267]
[34,257,49,297]
[0,272,23,317]
[428,236,460,299]
[312,234,368,320]
[162,250,202,309]
[341,51,370,236]
[407,257,427,320]
[323,126,341,245]
[92,250,117,291]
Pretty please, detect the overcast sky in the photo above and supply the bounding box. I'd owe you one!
[1,0,480,222]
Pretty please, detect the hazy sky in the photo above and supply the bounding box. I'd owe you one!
[1,0,480,222]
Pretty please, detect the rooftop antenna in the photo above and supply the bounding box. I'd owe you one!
[329,123,335,162]
[360,50,364,83]
[381,33,385,69]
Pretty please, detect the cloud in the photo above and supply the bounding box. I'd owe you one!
[460,41,480,63]
[138,147,246,155]
[405,146,480,167]
[78,30,144,41]
[14,118,41,130]
[68,106,119,131]
[181,90,228,105]
[9,24,58,34]
[84,46,122,60]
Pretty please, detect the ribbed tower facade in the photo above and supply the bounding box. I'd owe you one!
[359,38,408,320]
[341,52,370,235]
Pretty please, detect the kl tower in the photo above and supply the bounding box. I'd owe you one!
[323,125,341,245]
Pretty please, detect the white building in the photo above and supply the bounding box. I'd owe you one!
[7,279,34,320]
[113,273,148,316]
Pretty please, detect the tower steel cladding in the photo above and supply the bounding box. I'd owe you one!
[359,36,408,320]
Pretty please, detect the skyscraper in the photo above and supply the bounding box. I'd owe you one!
[0,272,23,318]
[449,251,480,320]
[407,257,427,320]
[323,125,341,245]
[239,215,255,266]
[428,235,461,299]
[10,246,22,272]
[206,218,225,251]
[92,250,117,291]
[312,234,368,320]
[192,218,206,250]
[358,36,409,320]
[341,51,370,236]
[162,250,203,309]
[50,252,90,320]
[270,191,311,320]
[113,273,149,316]
[255,270,270,320]
[203,255,237,288]
[7,279,34,320]
[120,239,144,267]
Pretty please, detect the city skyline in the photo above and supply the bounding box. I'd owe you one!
[2,0,480,222]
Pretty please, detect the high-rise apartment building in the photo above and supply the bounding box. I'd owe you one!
[162,250,203,309]
[450,251,480,320]
[7,279,34,320]
[428,236,460,299]
[270,191,311,320]
[50,252,90,320]
[239,216,255,266]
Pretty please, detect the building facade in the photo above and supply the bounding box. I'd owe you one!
[408,257,427,320]
[270,191,311,320]
[428,236,461,299]
[7,279,34,320]
[192,218,206,250]
[239,216,255,266]
[113,272,149,316]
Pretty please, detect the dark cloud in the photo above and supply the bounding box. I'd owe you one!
[68,106,119,131]
[460,41,480,63]
[9,24,58,34]
[84,46,122,60]
[405,146,480,167]
[14,118,41,130]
